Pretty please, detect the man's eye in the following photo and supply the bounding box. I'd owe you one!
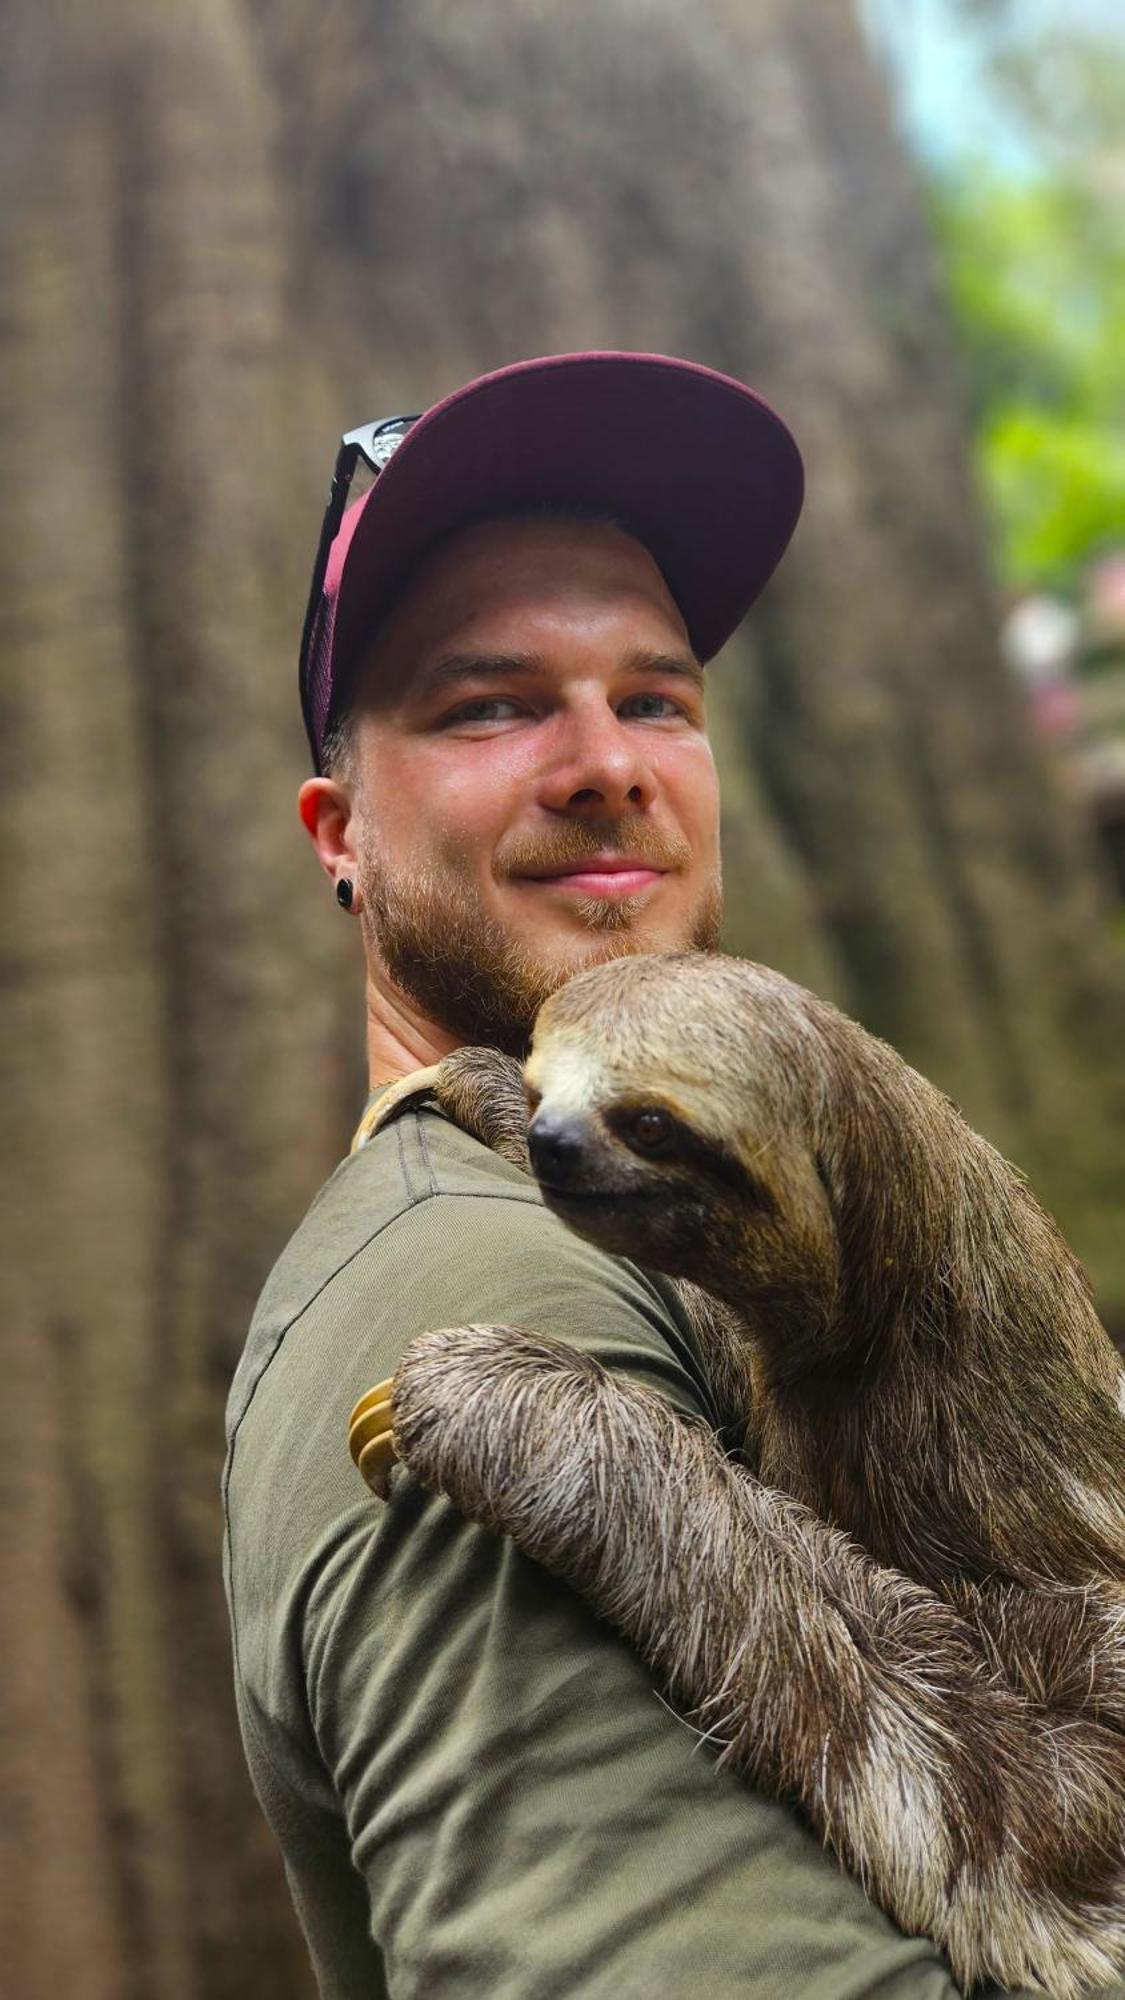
[621,693,684,720]
[444,697,523,725]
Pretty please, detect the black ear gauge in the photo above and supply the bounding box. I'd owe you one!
[336,879,354,911]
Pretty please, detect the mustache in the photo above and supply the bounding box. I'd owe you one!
[496,821,694,880]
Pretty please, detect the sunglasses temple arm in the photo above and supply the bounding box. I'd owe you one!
[297,444,359,740]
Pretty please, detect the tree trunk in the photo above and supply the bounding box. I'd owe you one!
[3,1,1122,1994]
[1,2,345,1993]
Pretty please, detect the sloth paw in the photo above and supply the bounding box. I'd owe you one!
[347,1378,397,1499]
[355,1322,608,1541]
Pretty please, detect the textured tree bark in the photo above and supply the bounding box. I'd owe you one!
[1,2,346,1994]
[1,0,1122,1993]
[0,15,187,1992]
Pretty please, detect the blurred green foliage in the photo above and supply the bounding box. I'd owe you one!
[931,169,1125,590]
[922,15,1125,594]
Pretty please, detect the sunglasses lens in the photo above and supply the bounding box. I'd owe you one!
[347,415,419,474]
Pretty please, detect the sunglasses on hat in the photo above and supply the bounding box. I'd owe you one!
[298,414,420,765]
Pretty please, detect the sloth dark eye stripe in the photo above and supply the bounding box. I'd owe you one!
[605,1100,777,1209]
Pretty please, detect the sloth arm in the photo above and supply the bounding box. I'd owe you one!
[391,1321,1125,1997]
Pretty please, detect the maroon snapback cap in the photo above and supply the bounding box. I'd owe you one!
[300,351,804,772]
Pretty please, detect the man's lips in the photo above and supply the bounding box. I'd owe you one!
[515,858,669,896]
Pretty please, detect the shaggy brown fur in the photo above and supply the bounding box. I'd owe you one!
[356,953,1125,1995]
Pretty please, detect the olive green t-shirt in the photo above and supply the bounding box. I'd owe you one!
[223,1101,1051,1999]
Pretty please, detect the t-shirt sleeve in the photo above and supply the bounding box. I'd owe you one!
[232,1177,1048,2000]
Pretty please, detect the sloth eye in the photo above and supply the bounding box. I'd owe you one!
[629,1108,675,1153]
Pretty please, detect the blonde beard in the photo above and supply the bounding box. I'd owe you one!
[358,849,723,1059]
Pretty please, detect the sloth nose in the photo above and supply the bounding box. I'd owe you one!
[527,1112,592,1187]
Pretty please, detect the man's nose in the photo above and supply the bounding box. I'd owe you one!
[527,1111,594,1187]
[536,705,656,815]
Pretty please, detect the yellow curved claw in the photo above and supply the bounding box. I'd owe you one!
[348,1378,399,1499]
[350,1066,445,1153]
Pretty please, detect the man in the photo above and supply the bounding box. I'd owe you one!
[223,354,1012,1997]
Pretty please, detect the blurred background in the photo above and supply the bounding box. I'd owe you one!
[2,0,1122,1992]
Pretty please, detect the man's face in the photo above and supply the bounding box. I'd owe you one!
[347,515,723,1056]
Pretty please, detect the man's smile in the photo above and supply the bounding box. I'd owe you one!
[518,857,669,898]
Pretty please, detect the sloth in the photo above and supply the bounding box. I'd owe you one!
[348,952,1125,1996]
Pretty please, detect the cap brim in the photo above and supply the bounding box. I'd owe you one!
[324,351,803,752]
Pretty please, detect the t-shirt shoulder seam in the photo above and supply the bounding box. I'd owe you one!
[413,1109,438,1197]
[398,1103,437,1201]
[225,1194,434,1491]
[225,1183,546,1484]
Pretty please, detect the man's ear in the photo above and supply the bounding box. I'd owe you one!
[298,778,361,906]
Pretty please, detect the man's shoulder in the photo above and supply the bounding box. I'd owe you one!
[226,1102,713,1463]
[225,1105,536,1440]
[262,1101,540,1323]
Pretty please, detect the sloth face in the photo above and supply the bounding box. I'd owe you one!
[525,952,841,1347]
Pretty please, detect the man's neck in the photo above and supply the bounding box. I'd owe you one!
[364,968,463,1087]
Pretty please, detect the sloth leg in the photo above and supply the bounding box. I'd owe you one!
[426,1046,532,1171]
[954,1579,1125,1731]
[389,1322,1125,2000]
[359,1046,531,1169]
